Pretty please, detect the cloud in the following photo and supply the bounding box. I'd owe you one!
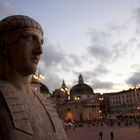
[0,1,16,18]
[92,78,114,90]
[70,70,114,92]
[87,29,112,62]
[41,37,65,67]
[132,7,140,25]
[67,54,82,66]
[126,71,140,86]
[130,7,140,37]
[87,24,131,64]
[42,9,138,92]
[75,6,140,93]
[88,44,111,60]
[125,7,140,87]
[39,37,83,91]
[39,37,65,91]
[94,65,109,76]
[79,71,114,92]
[1,1,140,93]
[41,6,140,93]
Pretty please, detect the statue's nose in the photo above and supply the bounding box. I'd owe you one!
[33,43,42,55]
[33,38,43,55]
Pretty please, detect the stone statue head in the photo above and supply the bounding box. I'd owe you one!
[0,15,44,79]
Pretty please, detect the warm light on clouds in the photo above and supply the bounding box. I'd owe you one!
[1,0,140,93]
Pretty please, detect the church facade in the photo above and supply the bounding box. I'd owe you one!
[52,74,100,122]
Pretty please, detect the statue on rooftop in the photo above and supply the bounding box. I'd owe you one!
[0,15,68,140]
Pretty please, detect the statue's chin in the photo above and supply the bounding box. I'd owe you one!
[17,64,37,76]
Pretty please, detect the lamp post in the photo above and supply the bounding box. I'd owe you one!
[60,87,68,94]
[99,96,104,118]
[32,71,45,91]
[99,97,104,102]
[137,104,140,117]
[33,72,45,81]
[99,110,102,119]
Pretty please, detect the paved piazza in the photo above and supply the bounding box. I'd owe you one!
[66,125,140,140]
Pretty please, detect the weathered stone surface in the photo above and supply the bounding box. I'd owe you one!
[0,15,68,140]
[0,82,33,135]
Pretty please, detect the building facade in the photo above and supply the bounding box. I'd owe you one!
[109,87,140,117]
[31,73,140,121]
[52,74,100,122]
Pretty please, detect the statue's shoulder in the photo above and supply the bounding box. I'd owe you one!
[0,80,16,102]
[32,89,68,138]
[32,88,55,106]
[0,80,13,91]
[0,80,33,135]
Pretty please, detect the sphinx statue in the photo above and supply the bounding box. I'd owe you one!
[0,15,68,140]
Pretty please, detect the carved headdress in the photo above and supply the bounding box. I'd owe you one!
[0,15,43,38]
[0,15,44,78]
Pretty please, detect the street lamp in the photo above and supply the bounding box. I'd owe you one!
[32,72,45,91]
[137,104,140,117]
[33,73,45,81]
[99,110,102,118]
[99,110,102,113]
[74,96,80,101]
[99,96,104,118]
[60,87,68,93]
[99,97,104,101]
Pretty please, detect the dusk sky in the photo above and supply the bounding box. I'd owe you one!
[1,0,140,93]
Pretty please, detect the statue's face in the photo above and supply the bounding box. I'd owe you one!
[7,29,44,75]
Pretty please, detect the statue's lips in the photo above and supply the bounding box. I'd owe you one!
[31,57,39,63]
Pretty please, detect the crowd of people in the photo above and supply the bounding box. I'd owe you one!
[64,115,140,130]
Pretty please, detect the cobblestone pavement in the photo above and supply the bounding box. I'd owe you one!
[66,125,140,140]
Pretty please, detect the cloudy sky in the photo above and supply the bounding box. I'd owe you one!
[1,0,140,93]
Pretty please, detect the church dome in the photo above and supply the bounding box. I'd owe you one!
[31,81,50,95]
[40,83,50,94]
[70,83,94,96]
[70,74,94,100]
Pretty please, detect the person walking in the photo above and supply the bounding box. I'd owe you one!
[99,132,103,140]
[138,121,140,130]
[110,131,114,140]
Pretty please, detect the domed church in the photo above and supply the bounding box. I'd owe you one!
[53,74,100,123]
[70,74,94,101]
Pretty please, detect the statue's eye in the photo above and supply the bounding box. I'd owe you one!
[21,32,33,41]
[21,32,30,39]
